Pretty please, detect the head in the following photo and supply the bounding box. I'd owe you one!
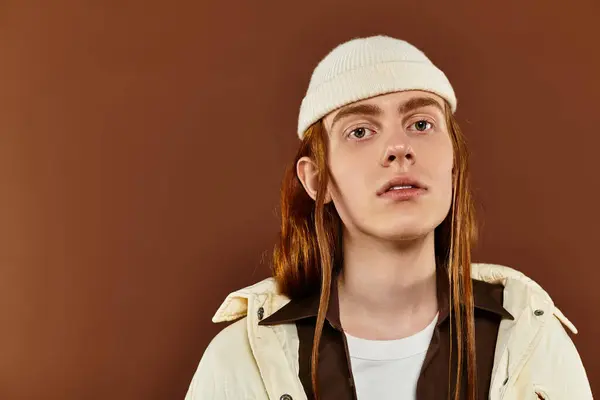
[272,36,477,400]
[296,90,455,246]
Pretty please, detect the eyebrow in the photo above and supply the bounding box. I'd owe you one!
[331,103,382,130]
[398,96,444,115]
[330,96,444,130]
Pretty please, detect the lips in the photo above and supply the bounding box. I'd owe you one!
[377,176,427,196]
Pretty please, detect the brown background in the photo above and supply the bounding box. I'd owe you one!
[1,1,598,399]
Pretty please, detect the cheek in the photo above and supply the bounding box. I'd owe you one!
[328,162,358,199]
[327,154,369,207]
[427,143,454,197]
[437,151,454,181]
[438,155,455,202]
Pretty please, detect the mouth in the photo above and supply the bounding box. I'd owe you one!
[377,177,427,196]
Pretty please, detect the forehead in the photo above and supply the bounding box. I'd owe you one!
[322,90,445,129]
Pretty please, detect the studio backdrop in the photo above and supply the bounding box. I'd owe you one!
[0,1,598,398]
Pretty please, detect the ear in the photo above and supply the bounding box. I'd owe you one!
[296,156,332,203]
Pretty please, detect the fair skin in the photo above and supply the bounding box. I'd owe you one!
[297,90,454,340]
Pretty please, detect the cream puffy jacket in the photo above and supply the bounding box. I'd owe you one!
[185,263,593,399]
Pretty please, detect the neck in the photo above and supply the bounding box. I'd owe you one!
[337,230,439,340]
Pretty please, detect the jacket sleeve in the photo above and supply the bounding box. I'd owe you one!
[184,318,266,400]
[185,331,229,400]
[533,314,594,399]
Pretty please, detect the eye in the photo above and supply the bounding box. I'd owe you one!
[348,127,375,140]
[410,120,433,132]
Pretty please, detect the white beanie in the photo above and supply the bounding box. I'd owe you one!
[297,35,457,138]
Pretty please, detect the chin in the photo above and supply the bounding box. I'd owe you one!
[376,208,446,236]
[372,224,434,242]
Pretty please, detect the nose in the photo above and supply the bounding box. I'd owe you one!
[380,136,415,167]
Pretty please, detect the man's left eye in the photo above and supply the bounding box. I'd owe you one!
[412,120,432,131]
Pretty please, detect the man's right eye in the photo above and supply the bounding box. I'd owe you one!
[348,127,374,140]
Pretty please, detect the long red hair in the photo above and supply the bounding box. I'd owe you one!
[271,102,478,400]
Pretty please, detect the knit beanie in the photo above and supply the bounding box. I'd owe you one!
[297,35,457,139]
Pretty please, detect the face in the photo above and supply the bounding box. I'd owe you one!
[298,90,455,242]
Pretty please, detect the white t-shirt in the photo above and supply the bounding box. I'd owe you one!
[344,313,439,400]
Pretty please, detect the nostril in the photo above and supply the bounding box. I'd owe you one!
[387,155,396,162]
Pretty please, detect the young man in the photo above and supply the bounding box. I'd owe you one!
[185,35,593,400]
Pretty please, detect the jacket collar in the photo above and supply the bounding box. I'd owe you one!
[260,266,513,328]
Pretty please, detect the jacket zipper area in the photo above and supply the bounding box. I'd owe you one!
[331,321,358,400]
